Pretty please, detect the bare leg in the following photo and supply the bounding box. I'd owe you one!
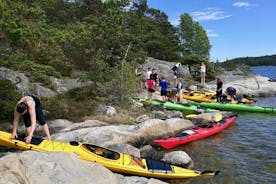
[42,124,51,140]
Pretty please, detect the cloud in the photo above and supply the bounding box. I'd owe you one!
[191,8,232,21]
[169,18,180,26]
[207,29,219,37]
[233,2,257,7]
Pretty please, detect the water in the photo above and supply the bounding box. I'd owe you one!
[251,66,276,79]
[171,66,276,184]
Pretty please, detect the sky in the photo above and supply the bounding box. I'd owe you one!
[147,0,276,62]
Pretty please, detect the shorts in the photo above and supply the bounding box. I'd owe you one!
[23,96,46,127]
[148,88,155,93]
[200,71,206,77]
[161,90,167,96]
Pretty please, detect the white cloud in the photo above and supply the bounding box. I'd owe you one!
[207,29,219,37]
[191,8,232,21]
[169,18,180,26]
[233,2,256,7]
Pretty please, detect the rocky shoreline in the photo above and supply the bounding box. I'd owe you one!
[1,59,276,184]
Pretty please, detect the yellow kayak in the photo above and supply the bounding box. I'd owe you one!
[0,131,219,179]
[181,91,255,104]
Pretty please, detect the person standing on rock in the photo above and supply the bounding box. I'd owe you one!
[10,95,51,144]
[200,62,206,85]
[147,75,155,99]
[216,77,223,102]
[159,77,168,101]
[150,68,159,87]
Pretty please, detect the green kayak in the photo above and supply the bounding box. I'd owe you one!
[136,99,218,114]
[188,100,276,114]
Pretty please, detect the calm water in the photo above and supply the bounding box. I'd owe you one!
[251,66,276,79]
[171,66,276,184]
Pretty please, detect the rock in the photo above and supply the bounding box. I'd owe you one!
[206,71,276,97]
[106,106,117,116]
[0,151,167,184]
[52,118,194,148]
[140,145,163,160]
[0,151,118,184]
[51,77,88,93]
[95,104,117,116]
[188,85,198,91]
[108,144,141,158]
[143,57,191,88]
[115,174,168,184]
[0,67,56,97]
[60,119,108,132]
[162,151,194,169]
[46,119,74,132]
[135,115,150,123]
[153,110,183,120]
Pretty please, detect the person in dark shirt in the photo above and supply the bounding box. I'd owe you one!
[150,68,158,82]
[216,77,223,102]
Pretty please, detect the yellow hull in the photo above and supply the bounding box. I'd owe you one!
[0,131,218,179]
[182,91,255,104]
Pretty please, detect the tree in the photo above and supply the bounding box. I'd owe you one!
[178,13,211,60]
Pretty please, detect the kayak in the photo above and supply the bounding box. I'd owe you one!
[188,101,276,114]
[0,131,219,179]
[136,98,218,114]
[154,115,237,149]
[181,91,255,104]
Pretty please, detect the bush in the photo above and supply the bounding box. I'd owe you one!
[42,87,98,121]
[0,80,21,121]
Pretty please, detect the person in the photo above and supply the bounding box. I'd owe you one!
[146,67,152,81]
[159,77,168,101]
[172,63,181,87]
[147,75,155,99]
[226,87,237,100]
[10,95,51,144]
[171,63,181,75]
[200,62,206,85]
[176,78,183,102]
[216,77,223,102]
[150,68,159,87]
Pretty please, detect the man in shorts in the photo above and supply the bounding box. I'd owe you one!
[10,95,51,143]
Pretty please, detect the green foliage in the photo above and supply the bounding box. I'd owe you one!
[225,55,276,66]
[0,80,21,121]
[0,0,221,121]
[223,60,237,71]
[42,87,97,121]
[179,13,211,60]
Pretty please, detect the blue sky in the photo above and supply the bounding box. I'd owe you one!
[147,0,276,62]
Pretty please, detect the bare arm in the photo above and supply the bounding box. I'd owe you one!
[10,108,20,139]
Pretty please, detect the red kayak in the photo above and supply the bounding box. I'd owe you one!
[154,115,237,149]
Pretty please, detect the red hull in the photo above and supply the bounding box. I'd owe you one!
[154,115,237,149]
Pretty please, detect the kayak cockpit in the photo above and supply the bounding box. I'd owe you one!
[82,144,120,160]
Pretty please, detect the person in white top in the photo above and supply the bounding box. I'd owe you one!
[200,62,206,85]
[146,67,152,81]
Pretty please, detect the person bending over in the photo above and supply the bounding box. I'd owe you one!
[10,95,51,144]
